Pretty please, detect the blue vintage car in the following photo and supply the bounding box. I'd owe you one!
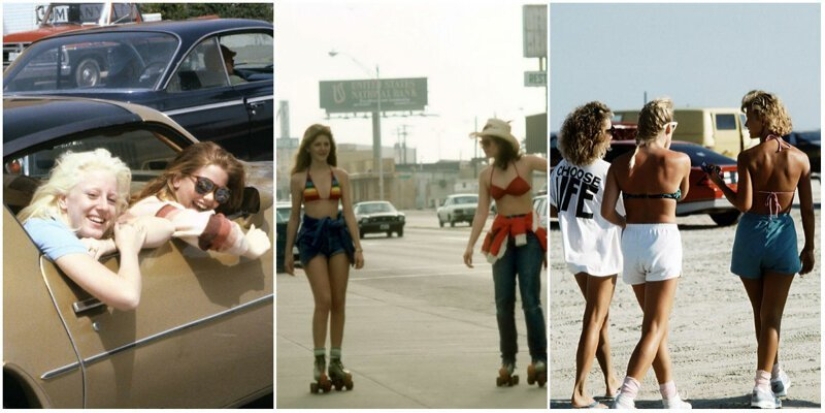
[3,18,273,161]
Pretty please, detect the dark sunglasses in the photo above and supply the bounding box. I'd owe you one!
[191,176,231,204]
[605,125,616,135]
[480,138,493,147]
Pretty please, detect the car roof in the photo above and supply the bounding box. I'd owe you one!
[45,18,272,39]
[3,96,197,157]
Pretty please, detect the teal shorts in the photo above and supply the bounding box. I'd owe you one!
[731,213,801,279]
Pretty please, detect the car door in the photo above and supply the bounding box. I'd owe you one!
[163,32,273,162]
[8,128,273,408]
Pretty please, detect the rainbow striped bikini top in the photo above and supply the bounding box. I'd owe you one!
[304,169,342,203]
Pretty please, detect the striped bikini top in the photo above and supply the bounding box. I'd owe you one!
[304,169,341,203]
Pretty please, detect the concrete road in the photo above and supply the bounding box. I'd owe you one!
[276,211,549,408]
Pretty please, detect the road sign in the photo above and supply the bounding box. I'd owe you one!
[524,71,546,87]
[523,5,547,58]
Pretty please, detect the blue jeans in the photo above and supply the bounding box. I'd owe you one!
[492,231,547,365]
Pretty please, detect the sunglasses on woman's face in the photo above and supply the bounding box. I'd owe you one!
[480,139,493,147]
[191,176,231,204]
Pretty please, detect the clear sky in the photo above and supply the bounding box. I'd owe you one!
[276,0,547,163]
[550,3,821,133]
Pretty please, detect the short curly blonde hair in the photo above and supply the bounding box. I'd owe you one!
[741,90,793,136]
[558,101,613,166]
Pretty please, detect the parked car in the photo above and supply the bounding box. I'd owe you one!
[353,201,405,238]
[3,18,273,161]
[3,2,144,68]
[783,130,821,175]
[605,140,741,226]
[532,194,548,228]
[550,127,741,226]
[276,202,301,272]
[3,96,273,408]
[437,193,478,227]
[614,107,757,158]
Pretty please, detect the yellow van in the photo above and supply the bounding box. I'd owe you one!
[614,107,759,158]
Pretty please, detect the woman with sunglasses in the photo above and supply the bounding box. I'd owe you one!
[18,149,174,311]
[550,102,622,408]
[464,118,548,388]
[704,90,814,409]
[129,141,271,259]
[601,98,692,409]
[283,124,364,393]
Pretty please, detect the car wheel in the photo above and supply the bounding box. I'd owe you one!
[359,229,365,239]
[398,228,404,237]
[709,210,741,226]
[386,231,392,238]
[75,58,101,87]
[438,217,444,227]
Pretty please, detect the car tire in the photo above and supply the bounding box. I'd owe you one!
[75,58,101,88]
[359,229,365,239]
[709,210,741,226]
[398,228,404,237]
[438,217,444,228]
[386,231,392,238]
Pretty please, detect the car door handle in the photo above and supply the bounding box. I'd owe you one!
[246,101,265,116]
[73,297,105,314]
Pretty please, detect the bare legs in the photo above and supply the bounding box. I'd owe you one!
[572,273,619,407]
[740,271,794,374]
[305,253,351,349]
[626,278,678,384]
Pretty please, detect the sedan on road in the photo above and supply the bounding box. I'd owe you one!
[3,96,273,408]
[3,18,273,161]
[353,200,405,238]
[437,193,478,227]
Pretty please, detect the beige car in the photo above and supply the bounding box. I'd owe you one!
[3,96,273,408]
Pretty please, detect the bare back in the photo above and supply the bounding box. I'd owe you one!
[741,138,810,215]
[612,147,691,224]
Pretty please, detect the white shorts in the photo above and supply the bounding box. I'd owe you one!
[621,223,682,285]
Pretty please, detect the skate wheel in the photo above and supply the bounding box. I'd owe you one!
[511,374,519,386]
[310,382,318,393]
[496,376,504,387]
[527,376,535,385]
[346,381,354,391]
[334,382,343,391]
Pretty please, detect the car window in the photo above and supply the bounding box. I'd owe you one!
[454,196,478,204]
[715,114,737,131]
[167,32,273,93]
[4,32,177,91]
[4,126,183,214]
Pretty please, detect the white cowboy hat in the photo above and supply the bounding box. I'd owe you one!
[469,118,520,153]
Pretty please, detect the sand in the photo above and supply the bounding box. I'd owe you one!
[550,187,822,409]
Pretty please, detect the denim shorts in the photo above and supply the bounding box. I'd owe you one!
[296,213,354,267]
[731,213,801,279]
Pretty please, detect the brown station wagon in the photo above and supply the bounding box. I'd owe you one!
[3,96,273,408]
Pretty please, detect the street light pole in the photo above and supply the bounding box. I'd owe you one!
[329,50,383,200]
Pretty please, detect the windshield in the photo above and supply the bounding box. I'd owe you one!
[4,32,178,92]
[357,203,395,214]
[453,196,478,204]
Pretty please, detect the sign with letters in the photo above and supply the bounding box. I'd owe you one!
[319,78,428,114]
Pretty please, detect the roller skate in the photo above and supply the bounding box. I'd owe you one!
[328,358,354,391]
[526,360,547,387]
[496,361,519,387]
[309,354,332,394]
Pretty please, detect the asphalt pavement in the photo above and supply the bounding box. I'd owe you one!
[276,210,549,409]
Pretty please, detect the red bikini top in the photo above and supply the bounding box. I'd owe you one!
[490,164,531,200]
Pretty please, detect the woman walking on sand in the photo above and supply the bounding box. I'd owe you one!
[601,97,692,409]
[704,90,814,409]
[550,101,622,408]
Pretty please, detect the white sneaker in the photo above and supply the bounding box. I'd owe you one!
[662,394,692,409]
[611,392,635,409]
[771,371,791,398]
[751,386,781,409]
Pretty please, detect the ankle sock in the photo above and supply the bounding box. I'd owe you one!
[620,376,641,400]
[314,348,326,358]
[771,363,782,380]
[330,347,342,361]
[755,370,771,392]
[659,381,678,399]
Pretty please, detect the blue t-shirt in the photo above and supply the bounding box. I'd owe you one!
[23,218,88,261]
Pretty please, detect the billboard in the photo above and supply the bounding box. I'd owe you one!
[320,77,428,114]
[523,5,547,58]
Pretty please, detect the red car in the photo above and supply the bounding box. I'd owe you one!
[604,139,741,226]
[550,126,741,226]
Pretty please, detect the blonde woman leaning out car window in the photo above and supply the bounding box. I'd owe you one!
[18,149,174,311]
